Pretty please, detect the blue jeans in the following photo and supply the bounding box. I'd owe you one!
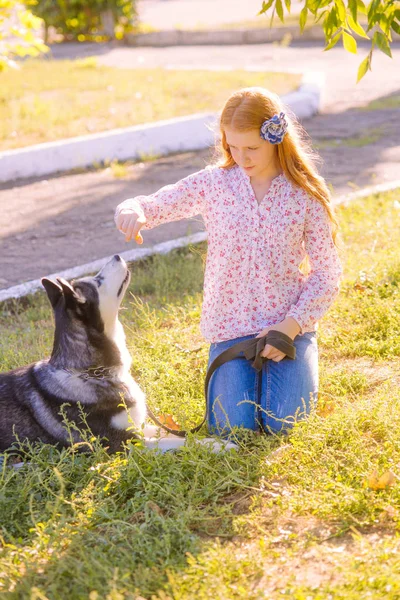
[207,332,318,436]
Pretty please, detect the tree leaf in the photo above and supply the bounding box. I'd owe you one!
[368,0,381,27]
[348,0,358,22]
[300,6,308,32]
[325,7,338,37]
[368,0,381,18]
[373,30,392,57]
[315,0,332,8]
[324,30,342,51]
[379,13,390,36]
[335,0,346,23]
[347,14,369,38]
[391,20,400,35]
[315,9,329,25]
[356,0,367,15]
[343,30,358,53]
[258,0,274,15]
[357,51,371,82]
[284,0,291,13]
[276,0,284,23]
[306,0,317,11]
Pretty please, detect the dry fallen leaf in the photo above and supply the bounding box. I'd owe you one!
[379,504,399,522]
[317,401,335,418]
[354,282,367,292]
[158,413,181,431]
[147,501,163,515]
[367,469,396,490]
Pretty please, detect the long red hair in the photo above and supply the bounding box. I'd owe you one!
[216,87,338,242]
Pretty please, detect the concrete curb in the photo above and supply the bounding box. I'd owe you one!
[1,180,399,304]
[335,179,400,204]
[0,232,208,303]
[280,71,324,120]
[0,70,324,183]
[124,24,399,47]
[0,113,216,184]
[125,25,326,47]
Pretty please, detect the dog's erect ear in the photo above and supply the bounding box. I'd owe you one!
[42,278,63,308]
[56,277,74,296]
[56,278,86,304]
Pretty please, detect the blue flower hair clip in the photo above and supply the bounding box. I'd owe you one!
[260,112,288,144]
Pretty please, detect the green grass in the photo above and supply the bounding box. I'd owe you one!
[315,126,385,150]
[1,190,400,598]
[364,95,400,111]
[0,60,300,151]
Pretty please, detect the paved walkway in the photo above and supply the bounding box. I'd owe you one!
[136,0,303,29]
[1,41,399,290]
[137,0,267,29]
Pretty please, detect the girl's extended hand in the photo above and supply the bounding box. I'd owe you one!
[256,317,301,362]
[115,202,147,243]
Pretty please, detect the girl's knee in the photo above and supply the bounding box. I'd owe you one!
[262,391,318,433]
[207,394,259,435]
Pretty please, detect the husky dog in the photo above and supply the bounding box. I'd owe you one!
[0,255,147,453]
[0,255,237,455]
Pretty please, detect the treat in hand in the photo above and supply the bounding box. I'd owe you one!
[115,204,147,244]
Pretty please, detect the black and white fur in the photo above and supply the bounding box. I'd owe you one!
[0,255,236,454]
[0,255,146,453]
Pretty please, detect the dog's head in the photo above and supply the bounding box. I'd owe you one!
[42,255,131,338]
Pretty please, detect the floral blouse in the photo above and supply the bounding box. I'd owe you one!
[115,165,342,343]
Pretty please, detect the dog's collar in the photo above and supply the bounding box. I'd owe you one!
[66,366,120,381]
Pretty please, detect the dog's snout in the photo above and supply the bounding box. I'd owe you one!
[113,254,122,262]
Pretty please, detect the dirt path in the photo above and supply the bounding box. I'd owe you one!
[1,42,399,290]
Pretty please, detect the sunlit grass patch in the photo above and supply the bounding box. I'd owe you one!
[260,383,400,522]
[319,364,369,401]
[0,294,53,371]
[157,518,400,599]
[320,190,400,360]
[364,94,400,111]
[0,61,301,150]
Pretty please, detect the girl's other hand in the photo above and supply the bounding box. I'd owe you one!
[115,206,147,244]
[256,317,301,362]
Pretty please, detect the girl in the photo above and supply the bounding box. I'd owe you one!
[114,87,342,437]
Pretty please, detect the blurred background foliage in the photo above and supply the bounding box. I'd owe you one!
[29,0,138,42]
[0,0,47,71]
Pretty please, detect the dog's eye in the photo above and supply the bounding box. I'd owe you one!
[94,275,104,287]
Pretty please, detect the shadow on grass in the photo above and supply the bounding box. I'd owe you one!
[2,432,278,599]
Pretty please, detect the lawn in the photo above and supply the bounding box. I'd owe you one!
[1,189,400,598]
[0,60,301,151]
